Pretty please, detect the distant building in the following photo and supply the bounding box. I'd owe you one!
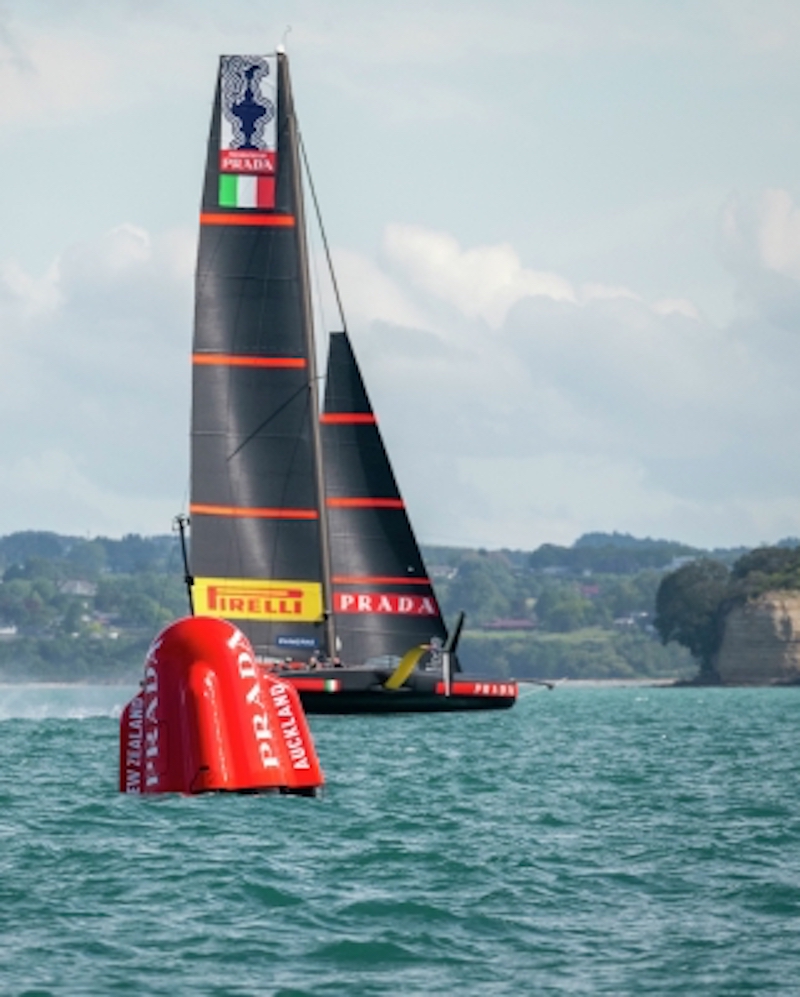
[613,611,651,631]
[428,565,458,580]
[483,618,537,631]
[58,580,98,597]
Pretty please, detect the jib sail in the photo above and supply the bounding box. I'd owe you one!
[321,331,451,665]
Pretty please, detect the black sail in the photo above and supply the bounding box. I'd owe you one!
[322,332,450,664]
[190,54,330,659]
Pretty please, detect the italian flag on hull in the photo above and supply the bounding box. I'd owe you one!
[219,174,276,209]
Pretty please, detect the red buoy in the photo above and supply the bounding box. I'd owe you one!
[119,617,324,795]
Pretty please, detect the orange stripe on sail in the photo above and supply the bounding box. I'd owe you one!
[326,497,404,509]
[200,213,296,227]
[192,354,306,368]
[320,413,376,424]
[190,504,319,520]
[333,575,431,586]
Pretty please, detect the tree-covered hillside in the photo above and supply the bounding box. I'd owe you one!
[0,532,187,682]
[0,529,766,682]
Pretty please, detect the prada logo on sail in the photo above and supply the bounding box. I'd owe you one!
[194,578,324,622]
[220,150,276,174]
[334,592,438,616]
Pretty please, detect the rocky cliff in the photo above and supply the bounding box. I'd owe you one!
[714,592,800,684]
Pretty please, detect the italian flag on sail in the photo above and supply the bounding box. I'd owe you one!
[219,174,276,209]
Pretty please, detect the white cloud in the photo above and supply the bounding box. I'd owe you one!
[330,247,433,333]
[652,298,701,320]
[338,216,800,549]
[0,15,115,124]
[452,453,674,548]
[0,259,61,318]
[0,223,193,535]
[755,189,800,280]
[580,283,640,304]
[718,187,800,335]
[383,224,575,330]
[721,187,800,281]
[0,449,176,537]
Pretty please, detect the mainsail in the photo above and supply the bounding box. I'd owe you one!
[190,53,331,659]
[322,332,451,665]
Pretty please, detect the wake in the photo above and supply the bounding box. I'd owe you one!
[0,684,138,721]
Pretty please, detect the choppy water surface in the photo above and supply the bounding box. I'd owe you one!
[1,684,799,995]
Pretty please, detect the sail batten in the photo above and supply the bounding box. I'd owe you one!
[320,413,377,425]
[191,504,319,519]
[200,212,296,227]
[193,355,306,368]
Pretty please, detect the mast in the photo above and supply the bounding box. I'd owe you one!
[280,52,337,659]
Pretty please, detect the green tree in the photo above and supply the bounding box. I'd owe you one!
[731,546,798,580]
[443,554,518,625]
[0,578,60,632]
[61,600,86,635]
[535,586,591,632]
[654,559,729,677]
[0,531,66,569]
[66,540,107,580]
[4,556,64,583]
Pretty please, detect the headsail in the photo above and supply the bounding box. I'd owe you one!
[190,54,330,660]
[321,332,452,665]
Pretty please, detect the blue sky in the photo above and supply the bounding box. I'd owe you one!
[1,0,800,550]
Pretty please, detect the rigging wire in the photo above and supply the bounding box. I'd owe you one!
[305,179,331,370]
[298,130,349,335]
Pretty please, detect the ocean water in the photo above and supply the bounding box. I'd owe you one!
[1,684,799,996]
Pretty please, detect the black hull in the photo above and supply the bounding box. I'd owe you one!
[279,667,518,715]
[296,690,517,715]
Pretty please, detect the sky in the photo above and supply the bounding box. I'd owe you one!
[2,0,800,551]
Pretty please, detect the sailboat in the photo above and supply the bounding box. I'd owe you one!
[186,52,518,714]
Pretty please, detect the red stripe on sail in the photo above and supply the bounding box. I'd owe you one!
[326,498,404,509]
[320,413,376,424]
[200,213,295,227]
[190,504,319,520]
[332,575,431,586]
[192,355,306,368]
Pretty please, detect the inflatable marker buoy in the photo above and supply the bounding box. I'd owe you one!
[119,617,324,796]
